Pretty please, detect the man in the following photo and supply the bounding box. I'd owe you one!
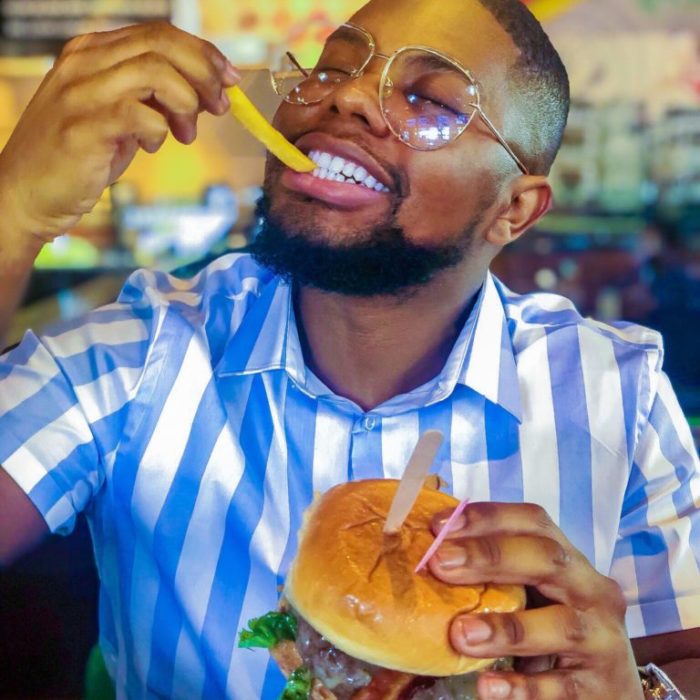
[0,0,698,698]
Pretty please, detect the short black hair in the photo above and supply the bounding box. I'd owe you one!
[476,0,570,175]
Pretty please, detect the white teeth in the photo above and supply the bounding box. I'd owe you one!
[353,166,368,182]
[307,150,390,192]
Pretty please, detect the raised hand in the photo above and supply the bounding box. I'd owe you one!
[0,21,239,251]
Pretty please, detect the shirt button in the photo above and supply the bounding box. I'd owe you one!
[362,415,377,431]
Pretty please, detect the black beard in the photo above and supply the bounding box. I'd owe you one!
[248,195,472,297]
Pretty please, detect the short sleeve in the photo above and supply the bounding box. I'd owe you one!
[610,370,700,638]
[0,254,276,536]
[0,277,155,535]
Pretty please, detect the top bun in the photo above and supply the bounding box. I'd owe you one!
[285,479,525,677]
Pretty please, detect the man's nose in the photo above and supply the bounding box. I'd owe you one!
[325,68,391,138]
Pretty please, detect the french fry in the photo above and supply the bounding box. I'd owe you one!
[226,85,316,173]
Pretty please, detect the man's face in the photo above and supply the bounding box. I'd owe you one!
[254,0,519,295]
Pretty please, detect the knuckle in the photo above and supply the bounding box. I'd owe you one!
[475,535,501,567]
[175,87,200,114]
[142,20,172,46]
[545,538,571,567]
[591,576,627,621]
[525,503,553,530]
[139,50,168,70]
[463,501,494,525]
[60,34,87,56]
[500,612,525,646]
[562,608,587,644]
[604,577,627,617]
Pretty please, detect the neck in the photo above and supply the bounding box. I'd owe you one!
[296,260,487,411]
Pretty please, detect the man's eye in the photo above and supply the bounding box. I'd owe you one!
[314,67,353,78]
[406,92,459,114]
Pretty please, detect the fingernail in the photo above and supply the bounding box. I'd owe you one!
[459,616,492,644]
[435,543,465,568]
[483,677,511,699]
[437,513,466,532]
[224,60,240,83]
[220,87,231,111]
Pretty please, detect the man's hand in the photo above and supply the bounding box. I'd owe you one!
[0,21,239,255]
[429,502,643,700]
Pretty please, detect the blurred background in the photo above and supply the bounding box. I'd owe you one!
[0,0,699,697]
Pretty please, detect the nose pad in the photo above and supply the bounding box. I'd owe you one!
[382,77,394,98]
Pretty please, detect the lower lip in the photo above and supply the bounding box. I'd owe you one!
[282,169,389,209]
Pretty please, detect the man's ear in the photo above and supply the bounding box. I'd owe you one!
[486,176,552,247]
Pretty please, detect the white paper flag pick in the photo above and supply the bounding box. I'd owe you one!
[383,430,444,535]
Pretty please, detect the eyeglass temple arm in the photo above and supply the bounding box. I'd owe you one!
[286,51,310,77]
[474,106,529,176]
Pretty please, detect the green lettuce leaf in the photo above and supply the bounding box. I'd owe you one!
[238,611,298,649]
[280,666,312,700]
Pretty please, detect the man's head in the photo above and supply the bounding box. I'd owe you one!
[251,0,569,297]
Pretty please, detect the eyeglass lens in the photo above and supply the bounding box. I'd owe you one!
[278,26,477,151]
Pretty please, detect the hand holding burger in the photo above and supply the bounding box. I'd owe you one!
[240,479,525,699]
[428,502,643,699]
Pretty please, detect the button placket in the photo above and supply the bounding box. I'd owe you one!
[362,415,377,431]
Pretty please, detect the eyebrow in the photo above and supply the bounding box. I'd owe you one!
[323,27,369,51]
[401,52,462,74]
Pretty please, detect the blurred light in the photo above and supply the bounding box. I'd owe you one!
[535,268,558,290]
[559,258,579,280]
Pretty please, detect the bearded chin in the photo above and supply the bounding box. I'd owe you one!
[248,195,468,297]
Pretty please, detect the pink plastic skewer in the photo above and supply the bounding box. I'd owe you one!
[414,497,470,574]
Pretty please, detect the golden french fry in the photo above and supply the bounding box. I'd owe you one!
[226,85,316,173]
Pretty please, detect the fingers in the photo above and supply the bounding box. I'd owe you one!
[66,53,211,145]
[429,502,626,615]
[448,605,611,660]
[57,21,238,117]
[428,534,615,612]
[64,101,170,156]
[432,502,568,548]
[477,670,588,700]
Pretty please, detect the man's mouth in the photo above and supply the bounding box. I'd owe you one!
[307,150,391,193]
[279,137,394,210]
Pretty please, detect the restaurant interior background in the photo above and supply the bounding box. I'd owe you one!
[0,0,699,696]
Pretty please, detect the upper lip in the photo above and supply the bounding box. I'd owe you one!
[294,132,395,191]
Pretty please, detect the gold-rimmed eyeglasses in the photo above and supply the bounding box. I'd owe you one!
[269,22,529,175]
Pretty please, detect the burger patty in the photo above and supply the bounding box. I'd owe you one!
[292,609,510,700]
[295,611,379,699]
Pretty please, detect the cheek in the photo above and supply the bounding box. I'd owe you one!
[396,160,487,242]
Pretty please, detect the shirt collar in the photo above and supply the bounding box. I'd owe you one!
[456,273,522,422]
[215,272,521,422]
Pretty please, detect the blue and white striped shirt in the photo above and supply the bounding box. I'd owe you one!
[1,253,698,699]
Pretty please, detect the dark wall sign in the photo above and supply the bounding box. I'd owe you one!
[0,0,172,55]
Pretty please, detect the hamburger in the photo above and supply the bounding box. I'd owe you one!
[239,479,525,699]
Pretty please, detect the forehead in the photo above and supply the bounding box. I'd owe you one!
[348,0,518,82]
